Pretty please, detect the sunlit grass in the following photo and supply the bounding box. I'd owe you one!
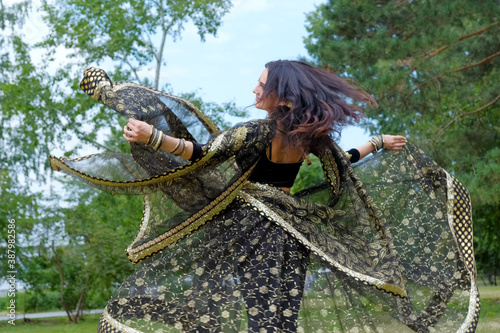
[1,285,498,332]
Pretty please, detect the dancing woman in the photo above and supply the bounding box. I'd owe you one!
[51,60,479,332]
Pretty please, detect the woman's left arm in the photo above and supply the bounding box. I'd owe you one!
[354,134,407,161]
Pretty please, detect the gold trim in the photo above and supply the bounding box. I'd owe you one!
[319,149,340,195]
[445,172,477,276]
[445,172,460,255]
[127,164,256,264]
[93,80,111,101]
[102,307,143,333]
[445,172,480,333]
[239,188,407,298]
[456,282,479,333]
[126,195,152,253]
[49,134,223,189]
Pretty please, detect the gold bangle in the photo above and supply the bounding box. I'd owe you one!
[178,139,187,157]
[170,138,182,154]
[369,134,383,155]
[146,125,154,145]
[153,131,163,150]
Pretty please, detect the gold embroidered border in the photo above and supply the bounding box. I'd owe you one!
[456,282,479,333]
[445,172,480,333]
[93,80,111,101]
[445,172,460,257]
[239,189,407,298]
[101,307,142,333]
[126,195,152,253]
[49,133,223,189]
[319,150,340,195]
[127,165,256,264]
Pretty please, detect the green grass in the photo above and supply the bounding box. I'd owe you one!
[0,314,101,333]
[1,286,499,332]
[477,286,500,333]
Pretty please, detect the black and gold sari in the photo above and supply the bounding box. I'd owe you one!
[50,68,479,333]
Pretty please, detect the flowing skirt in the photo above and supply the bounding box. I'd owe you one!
[93,145,479,333]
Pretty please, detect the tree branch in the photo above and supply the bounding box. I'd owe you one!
[122,55,142,83]
[154,1,173,90]
[433,94,500,143]
[74,289,87,323]
[405,51,499,99]
[408,21,499,74]
[405,73,444,97]
[459,21,500,40]
[454,51,500,73]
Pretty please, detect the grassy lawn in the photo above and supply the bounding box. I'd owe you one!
[0,314,101,333]
[1,286,499,332]
[476,286,500,333]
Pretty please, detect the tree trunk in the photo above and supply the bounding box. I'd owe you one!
[51,246,75,322]
[74,290,87,323]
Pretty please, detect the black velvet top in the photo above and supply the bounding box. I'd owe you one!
[190,142,360,188]
[190,142,301,187]
[247,150,303,188]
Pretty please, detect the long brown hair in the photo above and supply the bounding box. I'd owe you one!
[263,60,377,154]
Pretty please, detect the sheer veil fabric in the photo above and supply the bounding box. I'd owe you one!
[50,68,479,333]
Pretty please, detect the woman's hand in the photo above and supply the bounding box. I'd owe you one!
[382,134,407,151]
[123,118,152,143]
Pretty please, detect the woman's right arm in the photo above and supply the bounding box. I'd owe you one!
[123,118,196,160]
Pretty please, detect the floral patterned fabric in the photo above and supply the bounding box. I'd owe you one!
[50,68,479,333]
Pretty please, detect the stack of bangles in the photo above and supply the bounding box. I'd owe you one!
[169,138,186,156]
[369,134,384,155]
[146,125,186,156]
[146,126,165,150]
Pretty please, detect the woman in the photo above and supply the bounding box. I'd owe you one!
[51,61,479,332]
[122,63,407,191]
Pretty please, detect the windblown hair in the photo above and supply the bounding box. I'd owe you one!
[263,60,377,154]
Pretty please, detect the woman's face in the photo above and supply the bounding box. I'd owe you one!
[252,68,276,112]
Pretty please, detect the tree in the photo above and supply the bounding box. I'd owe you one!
[304,0,499,280]
[1,0,243,321]
[41,0,232,89]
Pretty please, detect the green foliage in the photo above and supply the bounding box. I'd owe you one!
[40,0,233,89]
[1,0,240,321]
[291,155,324,194]
[304,0,500,280]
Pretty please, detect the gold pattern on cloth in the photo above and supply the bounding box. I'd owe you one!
[98,307,140,333]
[126,195,152,256]
[51,68,480,333]
[49,137,220,191]
[127,164,256,264]
[239,188,408,298]
[445,173,480,333]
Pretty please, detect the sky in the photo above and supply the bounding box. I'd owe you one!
[163,0,370,148]
[154,0,370,148]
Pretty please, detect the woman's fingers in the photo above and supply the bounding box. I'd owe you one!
[123,118,151,143]
[123,125,135,141]
[383,134,407,150]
